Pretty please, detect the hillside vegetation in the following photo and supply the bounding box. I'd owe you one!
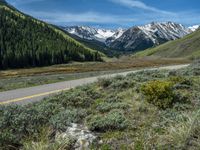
[134,29,200,59]
[0,2,102,69]
[0,61,200,149]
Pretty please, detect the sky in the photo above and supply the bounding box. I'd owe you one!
[6,0,200,29]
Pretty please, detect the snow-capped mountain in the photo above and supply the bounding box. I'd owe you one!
[105,28,126,45]
[188,25,200,32]
[108,22,191,51]
[64,26,116,43]
[64,22,197,52]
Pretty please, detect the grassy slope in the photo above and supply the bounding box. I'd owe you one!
[0,2,105,69]
[134,29,200,59]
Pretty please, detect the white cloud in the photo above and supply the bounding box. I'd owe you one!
[29,11,137,25]
[109,0,175,15]
[25,9,200,27]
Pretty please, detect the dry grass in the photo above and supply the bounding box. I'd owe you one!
[0,57,190,79]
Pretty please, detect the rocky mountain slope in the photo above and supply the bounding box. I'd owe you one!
[64,26,118,43]
[109,22,192,51]
[134,27,200,59]
[65,22,198,52]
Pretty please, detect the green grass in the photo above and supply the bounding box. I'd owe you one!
[134,29,200,59]
[0,60,199,149]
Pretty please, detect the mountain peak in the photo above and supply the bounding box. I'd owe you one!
[64,26,117,43]
[108,21,191,51]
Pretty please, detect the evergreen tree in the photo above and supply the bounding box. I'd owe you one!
[0,3,102,69]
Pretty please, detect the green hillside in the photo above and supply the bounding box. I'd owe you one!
[0,2,103,69]
[134,29,200,59]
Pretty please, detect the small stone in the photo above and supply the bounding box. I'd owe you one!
[56,123,97,150]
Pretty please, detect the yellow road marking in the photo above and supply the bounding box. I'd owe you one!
[0,88,70,105]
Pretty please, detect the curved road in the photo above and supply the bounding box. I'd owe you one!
[0,64,189,105]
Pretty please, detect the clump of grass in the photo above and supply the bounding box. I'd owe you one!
[22,127,76,150]
[159,110,200,149]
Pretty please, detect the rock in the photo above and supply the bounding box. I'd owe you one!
[56,123,97,150]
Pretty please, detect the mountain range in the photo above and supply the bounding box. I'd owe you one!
[64,22,199,52]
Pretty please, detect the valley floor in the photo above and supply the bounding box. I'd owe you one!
[0,57,189,92]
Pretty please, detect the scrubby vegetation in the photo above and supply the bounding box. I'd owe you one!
[0,61,200,149]
[141,80,176,109]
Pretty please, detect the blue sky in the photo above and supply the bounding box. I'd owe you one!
[6,0,200,29]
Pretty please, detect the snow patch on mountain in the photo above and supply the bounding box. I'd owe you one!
[64,22,198,51]
[65,26,116,43]
[108,22,192,51]
[189,25,200,32]
[105,28,126,45]
[137,22,191,44]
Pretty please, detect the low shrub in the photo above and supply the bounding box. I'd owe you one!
[50,109,87,131]
[127,70,166,82]
[180,60,200,76]
[98,78,113,88]
[141,80,175,109]
[77,85,102,99]
[87,110,128,132]
[33,101,64,121]
[109,79,135,90]
[105,94,123,103]
[61,89,94,108]
[96,102,129,113]
[0,105,48,148]
[169,76,192,86]
[168,70,178,77]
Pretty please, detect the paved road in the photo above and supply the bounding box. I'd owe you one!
[0,64,189,105]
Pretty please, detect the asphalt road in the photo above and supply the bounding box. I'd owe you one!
[0,64,189,105]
